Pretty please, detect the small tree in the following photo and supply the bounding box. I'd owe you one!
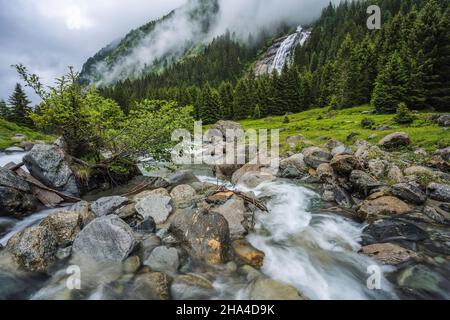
[253,104,262,119]
[394,102,415,125]
[8,83,33,126]
[283,114,290,124]
[0,99,11,120]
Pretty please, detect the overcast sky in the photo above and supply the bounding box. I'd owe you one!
[0,0,186,103]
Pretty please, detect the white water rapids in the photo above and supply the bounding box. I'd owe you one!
[269,26,311,74]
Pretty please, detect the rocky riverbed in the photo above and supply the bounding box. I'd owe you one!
[0,124,449,300]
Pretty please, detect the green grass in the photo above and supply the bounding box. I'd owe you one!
[238,105,450,155]
[0,118,53,150]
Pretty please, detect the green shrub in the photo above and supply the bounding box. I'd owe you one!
[283,115,290,124]
[361,118,375,129]
[394,103,415,125]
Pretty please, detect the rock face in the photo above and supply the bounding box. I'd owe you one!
[135,195,173,225]
[132,272,171,300]
[23,144,80,196]
[170,209,231,265]
[144,246,180,275]
[330,155,359,175]
[357,196,412,221]
[279,154,307,178]
[360,243,418,265]
[378,132,410,149]
[91,196,129,217]
[6,226,58,272]
[427,183,450,202]
[0,186,38,217]
[72,215,136,262]
[40,211,82,246]
[302,147,332,169]
[232,240,264,269]
[248,278,307,300]
[211,196,247,239]
[391,183,427,205]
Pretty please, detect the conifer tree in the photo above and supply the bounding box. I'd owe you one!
[0,99,10,120]
[218,81,234,120]
[371,52,409,113]
[200,84,221,124]
[8,83,33,126]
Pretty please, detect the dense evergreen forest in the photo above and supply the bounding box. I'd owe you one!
[100,0,450,124]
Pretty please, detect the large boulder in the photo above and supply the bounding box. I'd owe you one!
[72,215,137,262]
[213,164,242,180]
[135,195,173,225]
[6,226,58,272]
[322,184,354,208]
[0,186,39,217]
[427,183,450,202]
[362,218,428,246]
[23,144,80,196]
[212,121,243,141]
[391,182,427,205]
[40,210,83,246]
[143,246,180,275]
[350,170,382,196]
[302,147,332,169]
[360,243,418,265]
[170,209,231,265]
[0,167,30,192]
[378,132,410,149]
[248,278,307,300]
[132,272,171,300]
[235,171,275,188]
[211,196,247,239]
[91,196,129,217]
[278,154,308,178]
[330,154,359,176]
[171,274,215,300]
[231,163,264,185]
[436,114,450,127]
[357,196,412,221]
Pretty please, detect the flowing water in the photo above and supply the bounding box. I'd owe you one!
[0,152,27,168]
[269,26,311,74]
[0,152,398,299]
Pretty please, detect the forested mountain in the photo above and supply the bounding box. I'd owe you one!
[97,0,450,124]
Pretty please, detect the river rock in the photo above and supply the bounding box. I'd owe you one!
[350,170,382,196]
[435,147,450,162]
[212,121,243,140]
[211,196,247,239]
[322,184,354,208]
[231,163,263,185]
[232,240,264,269]
[427,183,450,202]
[133,188,170,202]
[0,166,30,192]
[248,278,307,300]
[236,171,275,188]
[170,209,231,265]
[330,154,359,175]
[40,210,82,246]
[4,147,25,153]
[368,160,388,179]
[436,114,450,127]
[171,274,214,300]
[391,182,427,205]
[170,185,196,205]
[362,218,428,246]
[134,216,156,234]
[0,186,39,217]
[167,170,200,187]
[23,144,80,196]
[91,196,129,217]
[357,196,412,221]
[213,164,242,180]
[378,132,410,149]
[279,154,307,178]
[6,226,58,272]
[302,147,332,169]
[360,243,418,265]
[72,215,136,262]
[388,165,404,184]
[144,246,179,275]
[135,195,173,225]
[132,272,171,300]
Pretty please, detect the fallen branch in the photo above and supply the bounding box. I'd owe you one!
[25,179,82,203]
[212,186,269,212]
[9,162,24,171]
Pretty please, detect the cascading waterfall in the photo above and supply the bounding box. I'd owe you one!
[269,26,310,74]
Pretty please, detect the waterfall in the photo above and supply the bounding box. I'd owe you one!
[269,26,310,74]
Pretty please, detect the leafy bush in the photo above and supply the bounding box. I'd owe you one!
[394,102,415,125]
[361,118,375,129]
